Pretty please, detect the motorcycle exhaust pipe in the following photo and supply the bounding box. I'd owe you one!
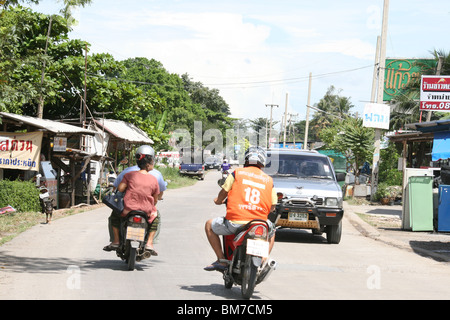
[142,250,151,259]
[258,259,277,283]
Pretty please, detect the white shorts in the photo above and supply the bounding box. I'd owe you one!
[211,217,275,237]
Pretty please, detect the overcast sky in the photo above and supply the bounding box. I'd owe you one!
[31,0,450,128]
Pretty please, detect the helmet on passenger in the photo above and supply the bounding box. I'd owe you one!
[135,145,155,161]
[244,146,266,168]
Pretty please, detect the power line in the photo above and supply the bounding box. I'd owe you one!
[84,64,374,90]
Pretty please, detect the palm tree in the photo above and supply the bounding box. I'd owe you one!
[389,50,450,130]
[309,86,353,141]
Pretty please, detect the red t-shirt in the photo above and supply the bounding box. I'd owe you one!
[121,171,160,220]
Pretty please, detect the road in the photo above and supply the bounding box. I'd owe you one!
[2,170,450,300]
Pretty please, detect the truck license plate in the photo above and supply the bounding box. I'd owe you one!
[246,239,269,258]
[288,212,308,221]
[126,227,145,241]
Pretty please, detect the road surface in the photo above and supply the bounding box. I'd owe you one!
[1,170,450,300]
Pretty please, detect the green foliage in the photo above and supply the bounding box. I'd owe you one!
[320,117,374,177]
[155,166,196,189]
[0,180,41,212]
[379,143,403,186]
[0,6,233,152]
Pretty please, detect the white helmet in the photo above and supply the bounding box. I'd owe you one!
[135,145,155,161]
[244,146,266,168]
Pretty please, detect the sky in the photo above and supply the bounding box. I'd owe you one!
[30,0,450,130]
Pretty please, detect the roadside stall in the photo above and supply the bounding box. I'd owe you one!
[0,112,98,208]
[389,119,450,231]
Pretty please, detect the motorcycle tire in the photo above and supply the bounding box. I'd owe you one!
[224,273,233,289]
[127,247,137,271]
[241,254,258,299]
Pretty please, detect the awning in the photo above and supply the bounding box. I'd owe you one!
[432,131,450,161]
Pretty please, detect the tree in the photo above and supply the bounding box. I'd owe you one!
[2,0,93,23]
[309,85,354,141]
[0,6,85,113]
[320,118,374,182]
[389,50,450,130]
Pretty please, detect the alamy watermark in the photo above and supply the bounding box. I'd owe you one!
[171,121,280,166]
[367,265,381,290]
[66,265,81,290]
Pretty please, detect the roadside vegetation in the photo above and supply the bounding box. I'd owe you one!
[0,167,199,246]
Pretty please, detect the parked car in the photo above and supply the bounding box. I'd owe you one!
[179,163,205,180]
[264,148,345,244]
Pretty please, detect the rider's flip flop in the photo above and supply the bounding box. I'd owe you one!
[204,260,228,272]
[103,243,119,251]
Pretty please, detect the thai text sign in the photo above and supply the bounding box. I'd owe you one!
[420,75,450,112]
[363,103,390,130]
[0,132,43,171]
[384,59,437,101]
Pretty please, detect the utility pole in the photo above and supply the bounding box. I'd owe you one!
[283,93,288,147]
[370,0,389,201]
[37,15,53,119]
[266,103,279,147]
[304,72,312,150]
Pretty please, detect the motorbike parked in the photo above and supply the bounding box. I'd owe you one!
[116,210,152,270]
[221,219,277,299]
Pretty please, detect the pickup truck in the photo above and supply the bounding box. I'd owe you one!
[264,148,345,244]
[179,163,205,180]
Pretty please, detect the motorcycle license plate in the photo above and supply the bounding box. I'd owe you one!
[246,239,269,258]
[288,212,308,221]
[126,227,145,241]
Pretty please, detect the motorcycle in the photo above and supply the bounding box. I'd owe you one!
[116,210,152,270]
[217,167,230,187]
[221,219,278,299]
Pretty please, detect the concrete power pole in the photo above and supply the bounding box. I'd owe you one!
[370,0,389,201]
[266,104,279,147]
[283,93,288,147]
[304,72,312,150]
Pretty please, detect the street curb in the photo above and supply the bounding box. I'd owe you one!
[343,203,450,263]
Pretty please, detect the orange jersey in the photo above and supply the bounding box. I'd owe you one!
[226,166,274,222]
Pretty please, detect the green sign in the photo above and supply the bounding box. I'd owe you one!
[383,59,437,101]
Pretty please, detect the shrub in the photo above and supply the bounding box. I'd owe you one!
[0,180,41,213]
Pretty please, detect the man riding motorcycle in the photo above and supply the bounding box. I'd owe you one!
[104,145,166,255]
[204,147,277,272]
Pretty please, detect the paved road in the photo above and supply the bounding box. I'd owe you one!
[2,170,450,300]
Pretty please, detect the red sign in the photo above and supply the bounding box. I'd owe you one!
[421,76,450,92]
[420,75,450,112]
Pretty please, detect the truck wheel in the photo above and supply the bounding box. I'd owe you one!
[326,221,342,244]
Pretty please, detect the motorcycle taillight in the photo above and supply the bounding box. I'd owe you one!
[132,216,143,223]
[249,225,268,239]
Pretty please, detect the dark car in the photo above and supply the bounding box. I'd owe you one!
[204,156,221,170]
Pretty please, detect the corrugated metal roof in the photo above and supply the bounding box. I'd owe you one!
[93,118,154,144]
[0,112,97,135]
[406,119,450,133]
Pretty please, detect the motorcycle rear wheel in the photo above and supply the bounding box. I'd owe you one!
[127,247,137,270]
[241,254,258,299]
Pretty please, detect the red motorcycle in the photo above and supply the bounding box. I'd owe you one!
[221,219,277,299]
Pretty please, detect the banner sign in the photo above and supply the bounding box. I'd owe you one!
[420,75,450,112]
[0,131,43,171]
[384,59,437,101]
[363,103,390,130]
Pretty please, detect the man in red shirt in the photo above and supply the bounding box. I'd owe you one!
[204,147,277,271]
